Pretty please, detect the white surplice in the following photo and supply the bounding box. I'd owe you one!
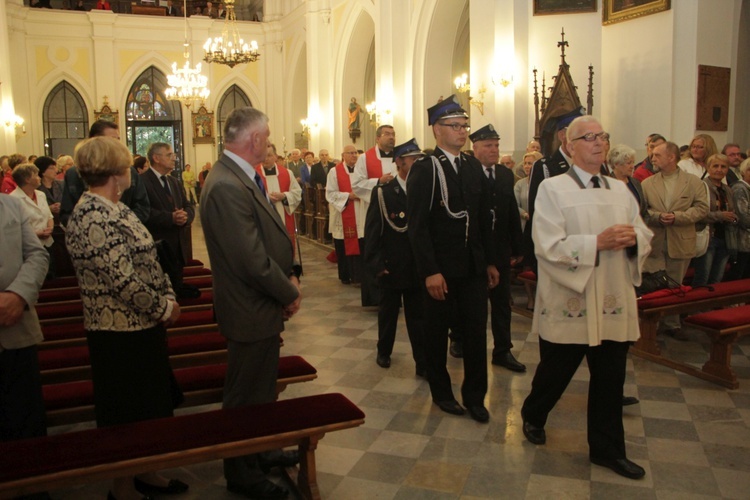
[325,166,366,240]
[264,170,302,223]
[531,171,653,346]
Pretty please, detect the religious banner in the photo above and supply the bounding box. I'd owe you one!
[192,105,215,144]
[94,96,119,124]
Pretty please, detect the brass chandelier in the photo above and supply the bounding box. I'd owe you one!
[203,0,260,68]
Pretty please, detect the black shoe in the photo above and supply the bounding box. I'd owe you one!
[522,420,546,445]
[590,456,645,480]
[415,366,427,378]
[376,354,391,368]
[449,340,463,358]
[466,405,490,423]
[176,284,202,299]
[134,477,189,495]
[492,351,526,372]
[227,480,289,499]
[435,400,466,415]
[258,450,300,473]
[108,492,153,500]
[622,396,640,406]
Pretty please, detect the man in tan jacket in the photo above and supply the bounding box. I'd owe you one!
[641,141,709,339]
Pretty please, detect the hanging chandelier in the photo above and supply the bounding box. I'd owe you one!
[166,1,210,109]
[203,0,260,68]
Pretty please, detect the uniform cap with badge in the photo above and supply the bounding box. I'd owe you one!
[427,95,469,126]
[469,124,500,143]
[393,138,424,159]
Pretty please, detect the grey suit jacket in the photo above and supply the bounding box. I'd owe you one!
[200,153,299,343]
[0,194,49,351]
[642,168,709,263]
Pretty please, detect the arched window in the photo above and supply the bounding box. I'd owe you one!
[217,85,251,150]
[42,81,89,157]
[125,66,184,170]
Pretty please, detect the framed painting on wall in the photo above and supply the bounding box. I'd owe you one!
[533,0,597,16]
[192,106,215,145]
[603,0,670,25]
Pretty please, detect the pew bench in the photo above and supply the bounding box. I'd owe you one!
[0,393,365,500]
[39,330,228,384]
[681,305,750,389]
[43,356,317,427]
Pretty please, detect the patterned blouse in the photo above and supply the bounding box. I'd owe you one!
[66,192,174,331]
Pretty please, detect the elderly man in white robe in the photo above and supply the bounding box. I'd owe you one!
[520,116,653,481]
[257,144,302,256]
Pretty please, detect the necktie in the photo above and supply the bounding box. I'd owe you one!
[254,173,267,199]
[591,176,600,189]
[454,157,460,174]
[486,167,495,183]
[161,175,171,195]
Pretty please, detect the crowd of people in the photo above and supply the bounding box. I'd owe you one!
[2,100,750,497]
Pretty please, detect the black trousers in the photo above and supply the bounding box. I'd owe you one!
[423,274,488,406]
[333,238,363,284]
[0,345,46,441]
[223,335,280,486]
[522,338,629,460]
[377,286,426,369]
[452,264,513,357]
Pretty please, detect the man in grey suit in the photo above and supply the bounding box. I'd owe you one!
[0,194,49,442]
[201,107,302,499]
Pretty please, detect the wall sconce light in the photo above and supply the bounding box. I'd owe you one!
[453,73,486,115]
[492,71,514,88]
[2,112,26,138]
[300,117,317,139]
[365,101,391,127]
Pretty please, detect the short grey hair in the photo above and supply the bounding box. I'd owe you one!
[607,144,636,168]
[224,107,269,144]
[566,115,601,143]
[11,163,39,187]
[740,158,750,177]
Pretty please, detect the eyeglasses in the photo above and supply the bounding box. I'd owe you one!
[437,123,471,132]
[158,152,177,158]
[571,132,610,143]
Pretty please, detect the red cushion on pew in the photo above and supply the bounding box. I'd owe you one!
[37,288,81,303]
[38,346,90,371]
[684,305,750,330]
[637,279,750,310]
[183,275,213,289]
[36,302,83,320]
[174,364,226,392]
[278,355,317,379]
[168,332,226,355]
[518,270,536,281]
[183,267,212,278]
[173,308,215,327]
[186,259,204,267]
[0,393,363,483]
[42,380,93,410]
[42,276,79,290]
[177,290,214,308]
[42,322,86,342]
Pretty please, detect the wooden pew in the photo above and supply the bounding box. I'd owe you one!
[0,393,365,500]
[682,305,750,389]
[43,356,318,427]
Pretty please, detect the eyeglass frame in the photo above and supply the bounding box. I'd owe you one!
[436,122,471,132]
[570,131,610,143]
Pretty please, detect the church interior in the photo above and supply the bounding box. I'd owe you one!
[1,0,750,498]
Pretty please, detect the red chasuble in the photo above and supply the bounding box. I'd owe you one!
[256,164,297,257]
[335,163,360,256]
[365,147,383,179]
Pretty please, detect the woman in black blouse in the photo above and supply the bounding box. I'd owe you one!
[66,137,188,500]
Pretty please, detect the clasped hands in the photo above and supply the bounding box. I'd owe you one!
[172,209,189,226]
[597,224,636,251]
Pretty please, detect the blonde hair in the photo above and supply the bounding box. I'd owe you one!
[11,163,39,186]
[522,151,543,163]
[689,134,718,163]
[739,158,750,177]
[74,137,132,187]
[56,155,73,171]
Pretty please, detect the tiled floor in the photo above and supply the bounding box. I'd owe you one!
[54,214,750,499]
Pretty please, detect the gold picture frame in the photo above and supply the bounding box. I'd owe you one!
[603,0,670,26]
[94,97,119,124]
[533,0,596,16]
[192,105,215,145]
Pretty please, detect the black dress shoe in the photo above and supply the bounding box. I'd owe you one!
[466,405,490,423]
[227,480,289,499]
[376,354,391,368]
[258,450,300,473]
[622,396,640,406]
[435,400,465,415]
[522,420,546,445]
[449,340,463,358]
[134,477,189,495]
[108,491,153,500]
[492,351,526,372]
[590,456,645,479]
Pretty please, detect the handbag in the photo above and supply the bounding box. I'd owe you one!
[635,270,681,297]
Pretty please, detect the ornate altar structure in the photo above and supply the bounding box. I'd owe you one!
[533,29,595,158]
